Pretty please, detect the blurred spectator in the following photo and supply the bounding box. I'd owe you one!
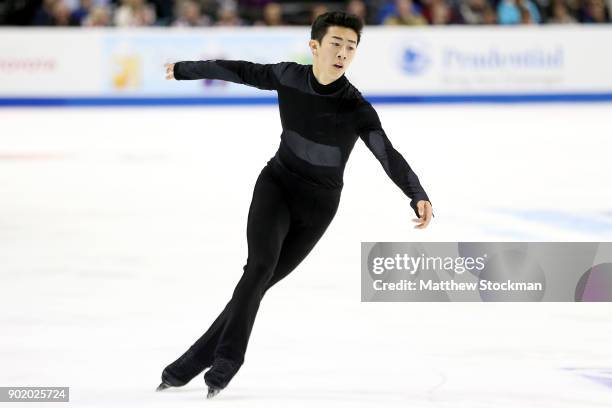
[83,5,112,25]
[32,0,58,25]
[215,0,243,25]
[580,0,610,21]
[197,0,219,19]
[149,0,176,25]
[497,0,541,23]
[71,0,94,24]
[565,0,581,13]
[52,0,78,25]
[548,0,577,21]
[114,0,156,26]
[482,3,498,22]
[518,0,536,22]
[346,0,368,22]
[428,0,453,23]
[458,0,497,24]
[383,0,427,24]
[237,0,271,23]
[605,0,612,20]
[310,3,330,23]
[173,0,212,26]
[32,0,80,25]
[422,0,462,23]
[259,2,285,25]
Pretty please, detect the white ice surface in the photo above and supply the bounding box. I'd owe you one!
[0,104,611,407]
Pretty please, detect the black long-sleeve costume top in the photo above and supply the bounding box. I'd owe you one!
[174,60,431,217]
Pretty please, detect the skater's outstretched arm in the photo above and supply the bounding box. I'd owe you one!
[164,60,290,90]
[356,101,433,228]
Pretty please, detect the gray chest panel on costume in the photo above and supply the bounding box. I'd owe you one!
[282,129,342,167]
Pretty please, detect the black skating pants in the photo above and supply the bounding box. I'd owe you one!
[163,156,342,384]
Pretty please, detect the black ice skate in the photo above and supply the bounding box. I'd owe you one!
[156,382,171,392]
[207,386,221,399]
[156,368,188,392]
[204,357,241,398]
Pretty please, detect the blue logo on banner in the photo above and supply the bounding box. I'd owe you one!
[401,44,430,76]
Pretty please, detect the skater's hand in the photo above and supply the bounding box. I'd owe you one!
[412,200,433,229]
[164,63,175,80]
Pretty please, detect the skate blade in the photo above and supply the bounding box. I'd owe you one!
[156,382,171,392]
[207,387,221,399]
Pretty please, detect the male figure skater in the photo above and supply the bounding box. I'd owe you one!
[157,11,433,398]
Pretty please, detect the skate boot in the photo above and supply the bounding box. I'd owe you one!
[156,368,188,392]
[156,349,214,392]
[204,357,242,398]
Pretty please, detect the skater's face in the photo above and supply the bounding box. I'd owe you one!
[309,26,358,81]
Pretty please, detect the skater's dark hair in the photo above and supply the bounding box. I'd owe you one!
[311,12,364,46]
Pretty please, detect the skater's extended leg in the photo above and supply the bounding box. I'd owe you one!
[213,173,291,364]
[164,212,337,388]
[205,185,341,393]
[203,166,291,391]
[159,166,290,389]
[161,222,320,388]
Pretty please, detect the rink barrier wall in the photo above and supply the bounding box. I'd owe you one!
[2,26,612,105]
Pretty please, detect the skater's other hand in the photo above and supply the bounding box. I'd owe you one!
[165,63,175,80]
[412,200,433,229]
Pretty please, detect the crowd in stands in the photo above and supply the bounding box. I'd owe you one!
[0,0,609,27]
